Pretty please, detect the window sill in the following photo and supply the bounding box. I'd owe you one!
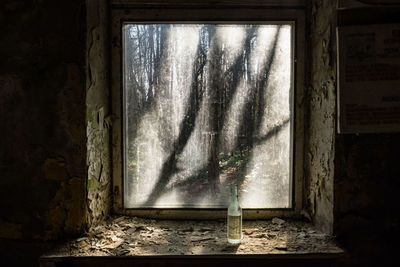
[41,216,345,265]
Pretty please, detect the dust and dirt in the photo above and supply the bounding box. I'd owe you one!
[53,216,343,256]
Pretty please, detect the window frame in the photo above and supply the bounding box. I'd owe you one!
[111,1,305,219]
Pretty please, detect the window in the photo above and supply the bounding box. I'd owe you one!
[112,2,305,218]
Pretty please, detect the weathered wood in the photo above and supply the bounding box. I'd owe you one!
[111,0,306,9]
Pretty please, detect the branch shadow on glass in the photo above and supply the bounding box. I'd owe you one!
[123,23,292,209]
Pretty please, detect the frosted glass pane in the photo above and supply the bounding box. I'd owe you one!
[123,24,292,208]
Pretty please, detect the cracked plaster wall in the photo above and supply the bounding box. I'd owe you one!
[2,0,400,265]
[0,0,87,240]
[86,0,112,228]
[305,0,336,234]
[308,0,400,264]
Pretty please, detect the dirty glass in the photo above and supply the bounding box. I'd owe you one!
[123,23,293,208]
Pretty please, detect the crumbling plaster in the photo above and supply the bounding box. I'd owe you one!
[0,0,112,240]
[305,0,336,234]
[86,0,112,228]
[0,0,87,240]
[1,5,399,267]
[307,1,400,264]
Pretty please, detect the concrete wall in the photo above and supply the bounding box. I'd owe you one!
[0,0,87,240]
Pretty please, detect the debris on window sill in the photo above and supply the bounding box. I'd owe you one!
[47,216,344,257]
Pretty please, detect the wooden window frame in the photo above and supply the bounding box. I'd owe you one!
[111,0,305,219]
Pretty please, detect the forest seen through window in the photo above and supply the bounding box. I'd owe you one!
[123,23,293,208]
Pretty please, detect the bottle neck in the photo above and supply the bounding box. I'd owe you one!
[230,184,239,204]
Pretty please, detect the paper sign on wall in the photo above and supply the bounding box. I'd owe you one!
[337,24,400,133]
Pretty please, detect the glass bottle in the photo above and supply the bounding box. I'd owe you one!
[227,184,242,244]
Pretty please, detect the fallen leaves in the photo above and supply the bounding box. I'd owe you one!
[271,217,286,226]
[60,216,343,257]
[243,228,254,235]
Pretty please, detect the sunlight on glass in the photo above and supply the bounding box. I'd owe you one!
[123,24,293,208]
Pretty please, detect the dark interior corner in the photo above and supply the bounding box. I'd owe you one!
[1,0,400,266]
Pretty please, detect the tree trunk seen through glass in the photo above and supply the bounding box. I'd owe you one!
[123,24,292,208]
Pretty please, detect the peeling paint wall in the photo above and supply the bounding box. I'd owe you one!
[305,0,336,234]
[86,0,112,227]
[0,0,87,240]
